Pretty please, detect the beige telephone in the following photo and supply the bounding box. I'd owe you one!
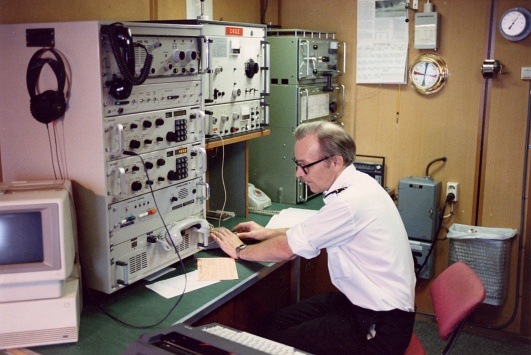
[248,183,272,209]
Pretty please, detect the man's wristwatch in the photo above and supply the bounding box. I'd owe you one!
[235,243,248,259]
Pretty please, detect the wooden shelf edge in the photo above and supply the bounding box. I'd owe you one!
[206,128,271,149]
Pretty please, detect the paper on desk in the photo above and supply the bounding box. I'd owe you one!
[146,270,219,299]
[197,257,238,281]
[266,208,317,229]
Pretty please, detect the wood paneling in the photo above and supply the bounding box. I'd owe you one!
[280,0,530,336]
[0,0,152,23]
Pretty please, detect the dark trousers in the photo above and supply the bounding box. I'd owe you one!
[256,292,415,355]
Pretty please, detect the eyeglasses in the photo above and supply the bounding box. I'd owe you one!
[292,156,331,174]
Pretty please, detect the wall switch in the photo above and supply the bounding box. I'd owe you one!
[446,182,459,202]
[412,0,419,10]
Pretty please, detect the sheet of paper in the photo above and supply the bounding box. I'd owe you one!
[197,257,238,281]
[356,0,410,84]
[146,270,219,299]
[266,208,317,228]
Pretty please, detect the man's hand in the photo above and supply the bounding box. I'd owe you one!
[232,221,278,241]
[210,227,244,259]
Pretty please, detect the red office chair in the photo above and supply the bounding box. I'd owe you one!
[405,262,486,355]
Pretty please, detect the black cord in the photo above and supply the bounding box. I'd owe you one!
[89,151,189,329]
[46,124,58,180]
[260,0,269,24]
[52,122,64,179]
[425,156,447,178]
[106,23,153,86]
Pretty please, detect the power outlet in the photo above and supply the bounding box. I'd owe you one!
[446,182,459,202]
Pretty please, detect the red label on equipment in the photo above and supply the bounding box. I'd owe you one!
[225,27,244,36]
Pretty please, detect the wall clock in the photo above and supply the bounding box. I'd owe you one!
[499,7,531,42]
[409,54,449,95]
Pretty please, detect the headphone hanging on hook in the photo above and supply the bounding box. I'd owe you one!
[26,47,69,124]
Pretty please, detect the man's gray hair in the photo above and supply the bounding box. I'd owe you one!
[294,120,356,166]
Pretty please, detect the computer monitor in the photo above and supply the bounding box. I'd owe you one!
[0,180,77,303]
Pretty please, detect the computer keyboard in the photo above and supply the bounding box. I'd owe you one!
[202,323,307,354]
[248,207,281,216]
[124,322,311,355]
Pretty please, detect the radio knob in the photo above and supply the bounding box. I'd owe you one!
[131,181,142,191]
[157,159,166,167]
[143,121,152,129]
[232,88,241,98]
[155,118,165,126]
[144,162,154,169]
[186,50,198,61]
[129,140,141,149]
[172,50,186,62]
[166,131,177,142]
[245,59,260,78]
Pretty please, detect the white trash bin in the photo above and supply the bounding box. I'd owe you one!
[448,224,517,306]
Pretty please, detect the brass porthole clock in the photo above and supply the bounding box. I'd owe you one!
[499,7,531,42]
[409,54,449,95]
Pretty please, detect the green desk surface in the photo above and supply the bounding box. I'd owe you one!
[27,200,324,354]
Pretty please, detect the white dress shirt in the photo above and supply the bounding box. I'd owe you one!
[287,165,416,312]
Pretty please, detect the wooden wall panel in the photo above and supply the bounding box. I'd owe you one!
[280,0,530,335]
[0,0,152,23]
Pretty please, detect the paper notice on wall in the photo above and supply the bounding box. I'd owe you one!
[356,0,410,84]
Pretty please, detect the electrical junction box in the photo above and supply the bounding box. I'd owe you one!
[398,177,441,242]
[414,11,439,49]
[409,240,435,279]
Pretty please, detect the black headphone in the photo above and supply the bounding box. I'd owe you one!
[26,48,68,124]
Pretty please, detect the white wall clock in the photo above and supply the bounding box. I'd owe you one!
[499,7,531,42]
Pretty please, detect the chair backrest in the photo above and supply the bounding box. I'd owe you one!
[430,261,486,341]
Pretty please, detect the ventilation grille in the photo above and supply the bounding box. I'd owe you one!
[177,234,191,252]
[135,47,147,65]
[178,188,188,199]
[0,326,78,348]
[129,252,148,274]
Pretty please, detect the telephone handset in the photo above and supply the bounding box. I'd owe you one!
[102,23,153,100]
[160,217,211,251]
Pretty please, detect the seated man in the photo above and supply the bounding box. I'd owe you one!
[210,120,416,354]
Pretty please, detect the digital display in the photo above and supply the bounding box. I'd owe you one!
[0,212,44,265]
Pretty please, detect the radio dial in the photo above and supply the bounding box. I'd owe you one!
[129,140,141,149]
[172,50,186,62]
[245,59,260,78]
[131,181,142,192]
[186,50,198,61]
[232,88,241,98]
[166,131,177,142]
